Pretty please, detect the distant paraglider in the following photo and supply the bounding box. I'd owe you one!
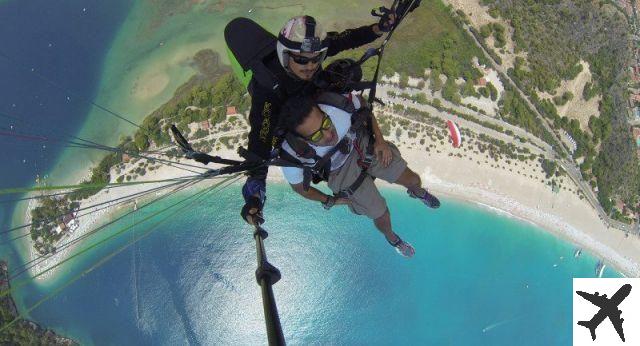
[446,119,461,148]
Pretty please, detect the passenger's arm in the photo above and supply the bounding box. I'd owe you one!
[369,111,385,143]
[290,183,332,203]
[289,183,351,207]
[369,111,393,167]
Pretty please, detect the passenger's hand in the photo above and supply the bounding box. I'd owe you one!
[374,140,393,168]
[334,197,351,205]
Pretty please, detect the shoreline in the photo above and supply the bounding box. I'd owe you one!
[17,111,640,284]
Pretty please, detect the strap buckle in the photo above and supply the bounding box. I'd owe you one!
[357,156,373,170]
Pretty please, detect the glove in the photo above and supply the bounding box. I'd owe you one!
[373,7,396,32]
[241,178,266,225]
[241,196,264,225]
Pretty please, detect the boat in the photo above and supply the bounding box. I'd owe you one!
[595,260,605,277]
[574,248,582,258]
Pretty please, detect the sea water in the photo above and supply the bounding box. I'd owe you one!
[14,183,619,345]
[0,1,622,344]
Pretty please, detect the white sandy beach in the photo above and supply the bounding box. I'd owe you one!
[21,105,640,283]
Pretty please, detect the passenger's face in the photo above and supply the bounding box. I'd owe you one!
[295,105,338,146]
[288,51,322,80]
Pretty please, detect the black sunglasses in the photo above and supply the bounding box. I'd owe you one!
[289,53,324,65]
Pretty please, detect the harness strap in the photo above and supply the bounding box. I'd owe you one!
[302,137,347,191]
[335,135,376,198]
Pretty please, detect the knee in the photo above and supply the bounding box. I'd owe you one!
[374,209,390,224]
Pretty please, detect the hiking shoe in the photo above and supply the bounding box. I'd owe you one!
[409,189,441,209]
[389,237,415,258]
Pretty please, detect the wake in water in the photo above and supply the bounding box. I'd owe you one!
[482,316,524,333]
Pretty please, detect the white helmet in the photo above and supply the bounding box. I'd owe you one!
[276,16,328,72]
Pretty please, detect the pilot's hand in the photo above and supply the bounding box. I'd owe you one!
[241,196,264,225]
[375,12,397,34]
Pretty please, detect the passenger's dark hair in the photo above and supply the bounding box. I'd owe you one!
[279,95,317,134]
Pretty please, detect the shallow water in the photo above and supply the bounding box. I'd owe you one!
[14,183,619,345]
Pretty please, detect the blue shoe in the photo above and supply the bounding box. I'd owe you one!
[388,236,415,258]
[409,189,440,209]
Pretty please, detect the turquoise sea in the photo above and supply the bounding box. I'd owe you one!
[12,184,620,345]
[0,0,622,345]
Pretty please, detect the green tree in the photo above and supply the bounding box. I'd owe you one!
[430,70,443,91]
[134,132,149,151]
[442,78,461,104]
[480,24,492,38]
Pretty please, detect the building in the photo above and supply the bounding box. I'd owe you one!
[632,66,640,83]
[476,78,487,86]
[68,219,79,233]
[199,120,211,130]
[226,106,238,116]
[54,222,66,235]
[122,153,131,163]
[62,214,74,225]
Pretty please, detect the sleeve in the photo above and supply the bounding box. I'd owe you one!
[280,166,304,185]
[325,25,381,57]
[245,87,280,183]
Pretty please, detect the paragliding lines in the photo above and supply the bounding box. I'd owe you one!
[1,174,241,302]
[5,174,235,281]
[0,178,190,238]
[0,176,240,333]
[0,50,141,129]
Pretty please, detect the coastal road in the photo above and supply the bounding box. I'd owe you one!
[378,84,555,153]
[457,21,636,234]
[381,93,550,157]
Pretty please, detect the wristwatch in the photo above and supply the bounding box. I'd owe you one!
[322,195,336,210]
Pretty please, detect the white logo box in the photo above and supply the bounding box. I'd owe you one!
[573,278,640,345]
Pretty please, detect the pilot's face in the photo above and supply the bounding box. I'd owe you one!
[288,51,322,81]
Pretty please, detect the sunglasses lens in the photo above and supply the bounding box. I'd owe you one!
[310,131,323,142]
[322,116,332,130]
[291,53,322,64]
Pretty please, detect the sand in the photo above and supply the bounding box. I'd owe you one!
[21,100,640,283]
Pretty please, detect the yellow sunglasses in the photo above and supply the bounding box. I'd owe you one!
[306,112,333,142]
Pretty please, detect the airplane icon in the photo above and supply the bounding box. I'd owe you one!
[576,284,632,342]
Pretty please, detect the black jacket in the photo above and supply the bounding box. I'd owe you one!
[245,24,381,186]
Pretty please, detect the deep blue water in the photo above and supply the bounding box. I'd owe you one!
[14,184,618,345]
[0,0,132,233]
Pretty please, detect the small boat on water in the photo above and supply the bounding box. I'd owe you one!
[574,248,582,258]
[595,260,606,277]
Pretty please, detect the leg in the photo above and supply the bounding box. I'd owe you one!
[373,209,400,243]
[373,209,415,258]
[395,167,426,196]
[395,167,441,209]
